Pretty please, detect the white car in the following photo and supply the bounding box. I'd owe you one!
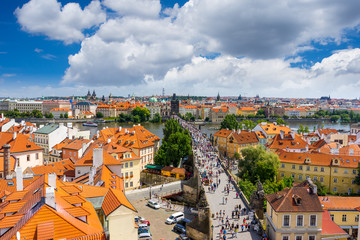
[147,200,160,209]
[166,212,184,224]
[138,232,152,240]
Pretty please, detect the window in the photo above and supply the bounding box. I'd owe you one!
[125,172,128,177]
[310,215,317,227]
[297,215,304,227]
[308,236,315,240]
[281,163,285,168]
[299,175,303,180]
[353,170,357,174]
[125,182,128,188]
[291,174,295,178]
[321,167,324,172]
[330,215,334,221]
[125,162,128,168]
[356,215,359,222]
[299,166,303,170]
[27,155,30,161]
[130,161,133,167]
[314,167,318,172]
[36,153,39,160]
[352,180,356,184]
[130,182,133,187]
[130,171,133,176]
[320,177,324,182]
[283,215,290,227]
[282,236,289,240]
[333,187,337,192]
[296,236,303,240]
[334,168,338,173]
[342,214,347,222]
[281,172,285,177]
[306,175,310,179]
[333,178,338,183]
[77,170,80,174]
[306,166,310,171]
[292,165,295,169]
[313,176,318,181]
[344,169,348,174]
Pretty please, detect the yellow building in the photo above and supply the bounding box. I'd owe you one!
[265,179,348,240]
[104,142,142,191]
[277,150,360,194]
[265,179,324,240]
[161,166,186,180]
[320,196,360,238]
[253,122,291,142]
[238,107,257,116]
[213,129,259,158]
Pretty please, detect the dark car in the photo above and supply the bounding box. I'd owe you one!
[173,218,192,234]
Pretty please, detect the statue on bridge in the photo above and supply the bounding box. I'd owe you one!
[250,180,265,219]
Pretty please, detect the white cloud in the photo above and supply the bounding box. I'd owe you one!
[103,0,161,18]
[175,0,360,58]
[15,0,106,44]
[62,17,195,86]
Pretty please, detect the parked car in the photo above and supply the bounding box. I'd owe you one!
[175,234,189,240]
[166,212,184,224]
[138,223,149,231]
[142,220,151,226]
[138,232,152,240]
[138,228,150,234]
[173,218,191,234]
[147,200,160,209]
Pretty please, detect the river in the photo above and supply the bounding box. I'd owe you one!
[72,120,351,141]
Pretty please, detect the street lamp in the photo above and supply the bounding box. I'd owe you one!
[149,184,152,199]
[211,225,214,240]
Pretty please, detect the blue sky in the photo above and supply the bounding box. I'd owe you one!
[1,0,360,98]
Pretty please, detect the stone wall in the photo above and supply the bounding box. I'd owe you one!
[140,172,178,185]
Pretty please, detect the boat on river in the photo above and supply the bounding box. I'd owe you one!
[83,122,98,127]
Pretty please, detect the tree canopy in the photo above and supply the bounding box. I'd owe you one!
[238,146,280,183]
[220,114,239,130]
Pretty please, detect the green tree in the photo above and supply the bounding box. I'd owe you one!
[163,119,183,142]
[297,124,305,134]
[64,112,69,119]
[233,152,241,160]
[239,146,280,183]
[151,113,161,123]
[220,114,239,130]
[238,179,256,200]
[276,118,286,125]
[240,119,256,130]
[315,181,328,196]
[96,112,104,118]
[131,106,150,122]
[330,115,340,123]
[60,113,64,119]
[304,126,310,133]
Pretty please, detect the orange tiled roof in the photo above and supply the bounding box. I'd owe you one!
[29,159,75,176]
[231,131,259,144]
[0,201,26,214]
[65,206,90,217]
[318,129,338,136]
[50,108,72,112]
[52,138,73,150]
[277,149,360,168]
[63,139,91,151]
[75,147,122,166]
[213,129,232,138]
[267,132,311,150]
[61,185,82,195]
[320,196,360,210]
[5,190,29,201]
[259,123,291,135]
[0,132,43,153]
[62,195,86,205]
[0,214,24,228]
[102,188,136,216]
[322,210,348,236]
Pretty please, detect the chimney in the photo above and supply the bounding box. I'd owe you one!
[237,129,241,134]
[280,130,284,140]
[15,166,23,191]
[290,131,295,140]
[305,145,309,152]
[3,144,11,178]
[93,148,103,168]
[119,127,122,132]
[48,173,57,189]
[1,113,3,119]
[89,166,96,186]
[107,138,111,144]
[81,143,87,155]
[13,132,17,140]
[45,187,56,209]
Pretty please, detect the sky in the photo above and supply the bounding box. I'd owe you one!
[1,0,360,98]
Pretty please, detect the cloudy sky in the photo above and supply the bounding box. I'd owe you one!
[1,0,360,98]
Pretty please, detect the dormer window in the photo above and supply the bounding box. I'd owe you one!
[293,194,302,205]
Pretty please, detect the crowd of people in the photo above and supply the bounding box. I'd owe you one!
[176,116,261,240]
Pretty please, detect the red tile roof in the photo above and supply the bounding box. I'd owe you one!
[321,210,348,236]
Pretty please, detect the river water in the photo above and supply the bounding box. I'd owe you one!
[73,120,352,141]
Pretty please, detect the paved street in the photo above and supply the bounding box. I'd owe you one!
[178,117,262,240]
